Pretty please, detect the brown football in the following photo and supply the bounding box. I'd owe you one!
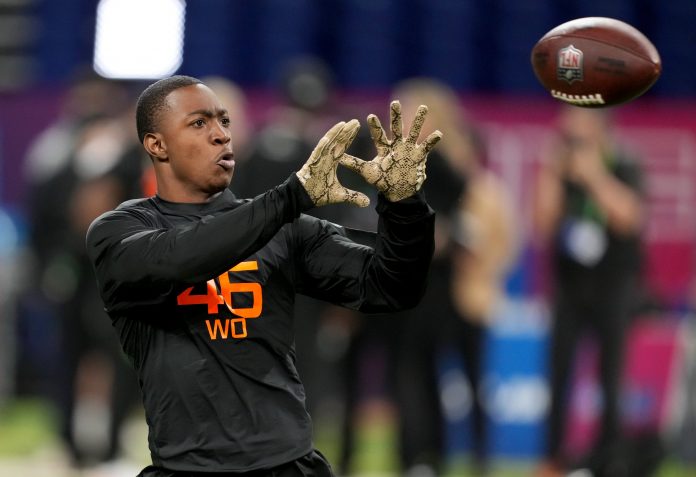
[531,17,661,107]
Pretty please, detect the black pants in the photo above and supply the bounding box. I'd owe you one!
[546,276,637,472]
[394,310,487,471]
[392,259,488,473]
[137,450,334,477]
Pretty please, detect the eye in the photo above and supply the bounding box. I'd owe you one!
[221,117,231,128]
[192,118,205,127]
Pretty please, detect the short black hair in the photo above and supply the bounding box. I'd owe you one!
[135,75,203,143]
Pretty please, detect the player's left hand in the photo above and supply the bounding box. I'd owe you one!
[339,100,443,202]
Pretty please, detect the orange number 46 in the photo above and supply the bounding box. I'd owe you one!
[177,261,263,318]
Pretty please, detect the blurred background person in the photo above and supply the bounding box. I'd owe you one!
[19,71,147,473]
[232,56,337,200]
[389,78,517,477]
[533,106,645,477]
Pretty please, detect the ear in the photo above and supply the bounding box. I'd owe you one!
[143,132,168,162]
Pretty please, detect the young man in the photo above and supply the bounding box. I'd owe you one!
[86,75,442,476]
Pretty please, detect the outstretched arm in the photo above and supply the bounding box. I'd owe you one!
[296,192,435,313]
[87,120,370,312]
[87,175,315,312]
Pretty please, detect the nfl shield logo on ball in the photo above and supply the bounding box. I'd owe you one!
[557,45,583,83]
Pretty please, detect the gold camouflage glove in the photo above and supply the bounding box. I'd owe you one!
[296,119,370,207]
[339,100,443,202]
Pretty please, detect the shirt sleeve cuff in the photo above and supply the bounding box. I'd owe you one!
[287,173,316,212]
[376,190,434,222]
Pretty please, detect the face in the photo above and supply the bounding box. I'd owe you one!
[147,84,235,202]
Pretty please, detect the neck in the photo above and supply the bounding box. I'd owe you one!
[159,190,225,204]
[156,180,225,204]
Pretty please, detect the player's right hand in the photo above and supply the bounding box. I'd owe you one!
[296,120,370,208]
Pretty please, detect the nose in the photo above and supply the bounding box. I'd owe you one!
[212,121,231,145]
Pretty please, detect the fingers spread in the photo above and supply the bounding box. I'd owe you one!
[390,100,403,140]
[408,105,428,144]
[422,130,443,154]
[367,114,389,156]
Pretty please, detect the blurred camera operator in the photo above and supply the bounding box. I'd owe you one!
[534,106,645,477]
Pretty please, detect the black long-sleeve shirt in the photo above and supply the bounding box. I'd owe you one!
[86,174,434,472]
